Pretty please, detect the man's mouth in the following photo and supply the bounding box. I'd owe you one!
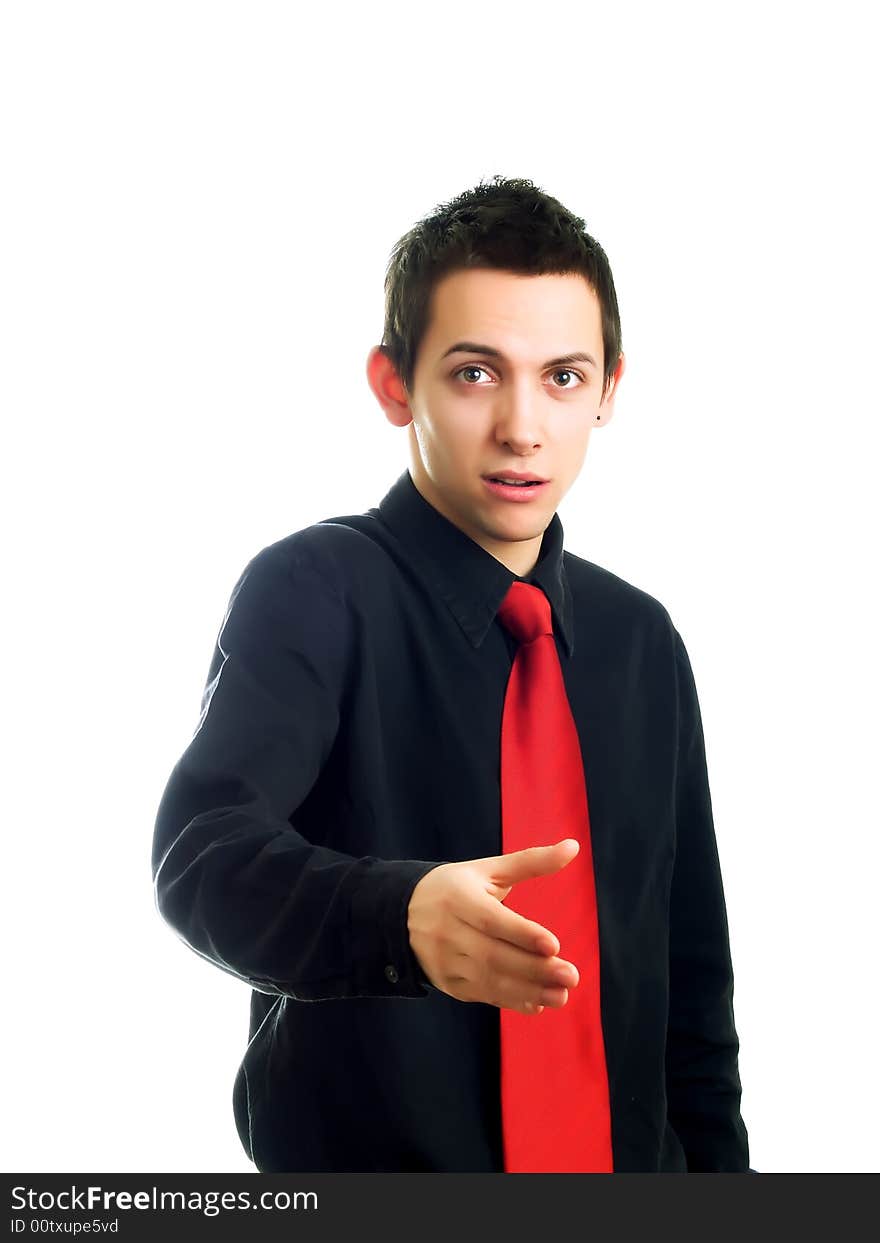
[482,475,550,501]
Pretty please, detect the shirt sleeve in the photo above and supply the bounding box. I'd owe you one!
[151,540,443,1001]
[664,628,751,1171]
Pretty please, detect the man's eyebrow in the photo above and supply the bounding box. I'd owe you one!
[440,341,599,370]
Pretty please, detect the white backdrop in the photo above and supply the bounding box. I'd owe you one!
[2,0,877,1175]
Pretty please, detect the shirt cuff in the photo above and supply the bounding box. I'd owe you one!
[349,857,445,998]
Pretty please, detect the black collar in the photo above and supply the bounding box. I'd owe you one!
[374,469,574,658]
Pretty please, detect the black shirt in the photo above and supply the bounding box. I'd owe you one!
[151,467,750,1173]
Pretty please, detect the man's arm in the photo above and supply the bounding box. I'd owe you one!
[664,628,751,1171]
[151,538,441,1001]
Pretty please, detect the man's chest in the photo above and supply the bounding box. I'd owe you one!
[297,595,677,897]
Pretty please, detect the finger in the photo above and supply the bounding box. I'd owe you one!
[480,931,579,991]
[513,988,568,1014]
[451,917,578,1012]
[460,893,560,958]
[489,840,580,888]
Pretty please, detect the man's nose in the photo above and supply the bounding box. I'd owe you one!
[492,388,544,450]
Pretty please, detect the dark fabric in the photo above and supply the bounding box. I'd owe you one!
[151,467,750,1173]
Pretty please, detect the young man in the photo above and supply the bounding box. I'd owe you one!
[152,176,751,1173]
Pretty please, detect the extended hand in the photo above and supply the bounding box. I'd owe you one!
[407,839,581,1014]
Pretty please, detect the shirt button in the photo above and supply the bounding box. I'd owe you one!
[384,964,399,983]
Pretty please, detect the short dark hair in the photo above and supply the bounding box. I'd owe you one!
[380,175,622,403]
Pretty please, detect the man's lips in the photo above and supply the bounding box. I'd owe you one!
[482,471,549,483]
[482,476,550,501]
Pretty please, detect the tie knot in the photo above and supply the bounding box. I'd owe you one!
[496,581,554,645]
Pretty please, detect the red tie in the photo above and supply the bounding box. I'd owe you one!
[496,580,614,1173]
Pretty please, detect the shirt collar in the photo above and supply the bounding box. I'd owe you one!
[373,469,574,658]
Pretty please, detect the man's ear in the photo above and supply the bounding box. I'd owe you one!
[366,346,413,428]
[594,351,626,426]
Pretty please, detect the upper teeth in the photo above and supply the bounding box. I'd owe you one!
[495,478,533,485]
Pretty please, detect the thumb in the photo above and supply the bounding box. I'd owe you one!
[490,838,580,885]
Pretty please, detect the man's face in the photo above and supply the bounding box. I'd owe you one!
[368,267,624,575]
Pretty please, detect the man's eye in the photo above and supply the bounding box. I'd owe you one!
[549,370,585,388]
[452,366,586,388]
[454,366,489,384]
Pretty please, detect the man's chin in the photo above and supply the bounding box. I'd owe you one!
[476,514,549,547]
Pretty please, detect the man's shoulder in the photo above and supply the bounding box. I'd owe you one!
[248,510,390,591]
[563,549,675,636]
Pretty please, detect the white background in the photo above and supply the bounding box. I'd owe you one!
[2,0,877,1174]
